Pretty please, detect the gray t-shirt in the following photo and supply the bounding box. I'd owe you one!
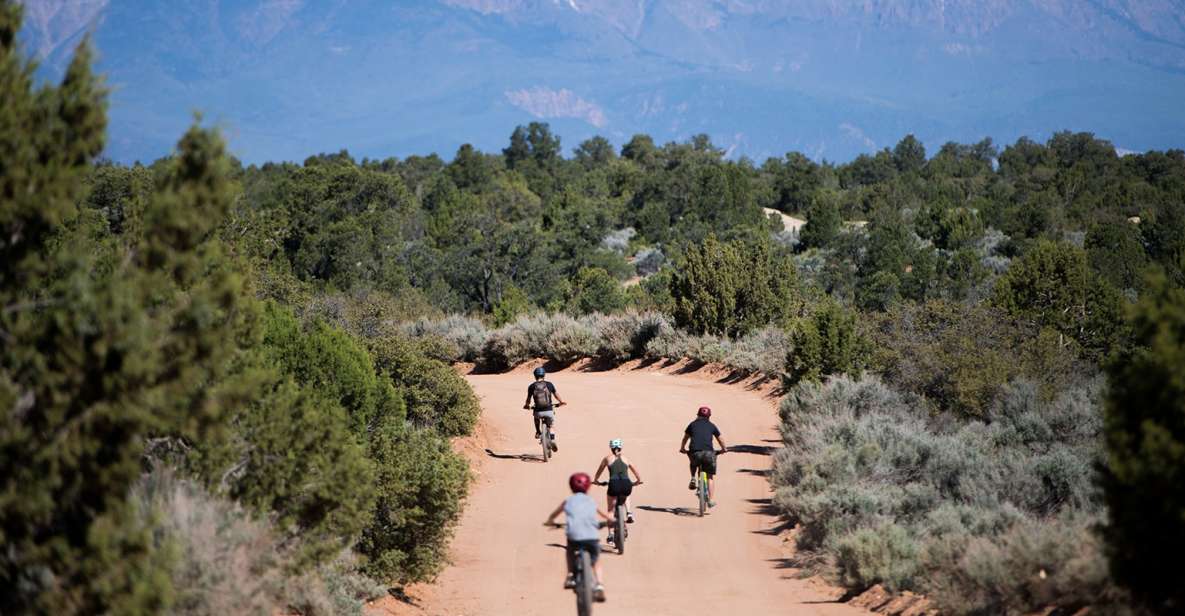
[563,492,600,542]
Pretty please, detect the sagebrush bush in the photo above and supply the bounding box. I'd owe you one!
[771,375,1116,614]
[400,314,489,362]
[134,469,384,616]
[405,310,792,376]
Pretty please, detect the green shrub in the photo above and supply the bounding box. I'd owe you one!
[367,335,480,437]
[991,239,1128,360]
[197,369,376,568]
[786,301,870,385]
[670,235,800,337]
[261,301,405,433]
[868,300,1085,417]
[1103,273,1185,612]
[566,266,627,314]
[358,425,469,583]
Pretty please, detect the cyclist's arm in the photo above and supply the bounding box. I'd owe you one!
[715,434,727,453]
[545,501,565,525]
[593,456,609,482]
[553,389,565,405]
[679,433,690,452]
[523,390,532,409]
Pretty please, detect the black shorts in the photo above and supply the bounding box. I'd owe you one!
[567,539,601,567]
[607,476,633,499]
[688,450,717,476]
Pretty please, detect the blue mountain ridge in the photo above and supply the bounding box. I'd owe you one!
[19,0,1185,164]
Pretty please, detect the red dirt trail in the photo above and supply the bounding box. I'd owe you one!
[369,364,870,616]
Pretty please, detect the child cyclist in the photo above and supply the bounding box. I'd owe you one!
[545,472,611,602]
[593,439,643,526]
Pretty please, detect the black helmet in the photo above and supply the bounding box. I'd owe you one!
[533,366,546,378]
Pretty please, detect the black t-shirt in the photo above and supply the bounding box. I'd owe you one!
[527,380,557,409]
[685,418,720,452]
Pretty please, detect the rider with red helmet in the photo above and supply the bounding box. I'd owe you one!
[679,406,727,507]
[545,472,612,601]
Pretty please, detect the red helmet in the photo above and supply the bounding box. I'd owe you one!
[697,406,711,418]
[569,472,591,493]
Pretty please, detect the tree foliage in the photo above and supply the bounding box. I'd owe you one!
[1103,273,1185,613]
[670,236,799,337]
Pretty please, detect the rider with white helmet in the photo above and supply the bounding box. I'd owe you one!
[593,438,643,524]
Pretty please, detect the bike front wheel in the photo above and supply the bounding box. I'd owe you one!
[697,473,708,517]
[576,549,594,616]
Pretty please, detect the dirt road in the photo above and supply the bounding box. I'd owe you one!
[381,364,868,616]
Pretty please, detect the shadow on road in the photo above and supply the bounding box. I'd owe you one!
[637,504,698,517]
[730,443,777,456]
[737,467,770,477]
[484,448,544,462]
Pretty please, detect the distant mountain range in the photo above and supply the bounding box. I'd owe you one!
[19,0,1185,163]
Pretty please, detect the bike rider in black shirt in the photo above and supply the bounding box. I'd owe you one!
[679,406,727,507]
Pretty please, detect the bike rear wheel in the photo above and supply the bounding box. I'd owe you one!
[614,504,627,555]
[576,549,594,616]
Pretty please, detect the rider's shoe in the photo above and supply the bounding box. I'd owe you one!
[534,431,541,440]
[550,435,558,452]
[593,584,606,602]
[626,512,635,524]
[688,478,697,490]
[607,532,616,544]
[708,500,717,508]
[563,574,576,589]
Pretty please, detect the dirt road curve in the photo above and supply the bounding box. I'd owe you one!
[375,365,869,616]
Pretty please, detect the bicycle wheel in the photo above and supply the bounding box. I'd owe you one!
[541,429,551,463]
[615,505,626,555]
[697,473,707,517]
[576,550,594,616]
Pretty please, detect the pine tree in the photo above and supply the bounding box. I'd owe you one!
[1,4,256,609]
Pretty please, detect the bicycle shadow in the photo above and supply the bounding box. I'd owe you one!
[484,448,544,462]
[637,504,698,517]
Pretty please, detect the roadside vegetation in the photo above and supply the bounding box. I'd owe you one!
[3,1,1183,613]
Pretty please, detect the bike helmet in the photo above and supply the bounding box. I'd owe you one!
[533,366,546,378]
[609,438,623,450]
[697,405,711,418]
[569,472,591,493]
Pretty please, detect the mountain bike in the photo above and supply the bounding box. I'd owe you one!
[546,522,605,615]
[534,402,564,462]
[594,480,641,554]
[688,450,725,517]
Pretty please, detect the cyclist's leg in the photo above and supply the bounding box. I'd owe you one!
[533,415,541,436]
[606,493,617,513]
[586,540,604,585]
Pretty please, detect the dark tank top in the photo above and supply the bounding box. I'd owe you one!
[609,456,629,479]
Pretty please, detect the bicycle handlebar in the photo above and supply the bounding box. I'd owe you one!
[592,480,643,486]
[679,449,727,454]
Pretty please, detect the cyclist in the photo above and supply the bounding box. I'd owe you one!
[593,439,643,526]
[524,366,565,451]
[679,406,727,508]
[545,472,610,602]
